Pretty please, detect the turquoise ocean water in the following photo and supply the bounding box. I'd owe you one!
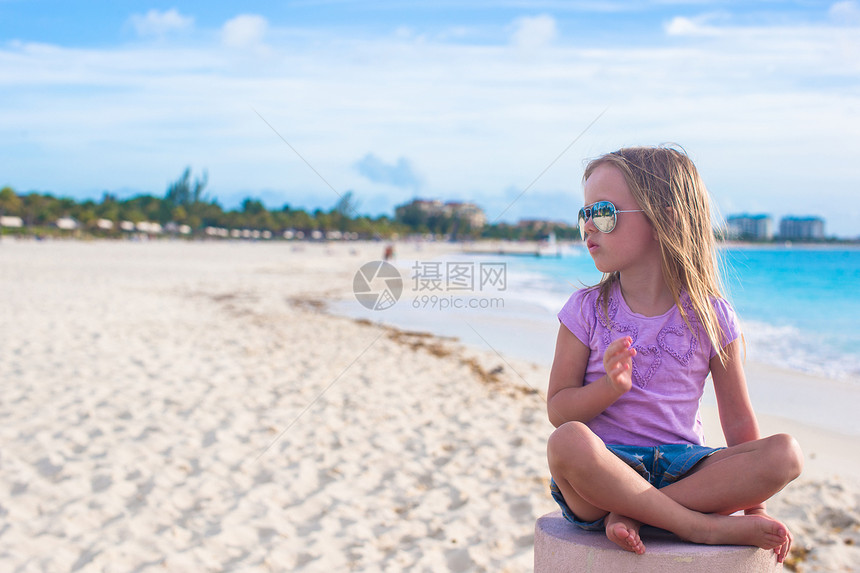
[489,245,860,382]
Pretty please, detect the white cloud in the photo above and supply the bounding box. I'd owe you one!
[665,16,700,36]
[829,1,860,25]
[128,9,193,38]
[511,14,557,48]
[355,154,423,189]
[222,14,269,49]
[664,14,723,37]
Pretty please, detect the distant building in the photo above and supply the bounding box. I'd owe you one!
[444,201,487,228]
[0,216,23,228]
[725,214,774,241]
[779,216,825,241]
[517,219,571,231]
[395,198,486,228]
[55,217,79,230]
[135,221,163,234]
[400,199,444,215]
[164,222,192,235]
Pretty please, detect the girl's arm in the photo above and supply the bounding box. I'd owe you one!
[546,324,634,428]
[710,338,766,513]
[711,338,760,446]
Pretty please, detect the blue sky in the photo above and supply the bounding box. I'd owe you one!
[1,1,859,237]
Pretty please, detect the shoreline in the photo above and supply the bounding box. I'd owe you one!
[1,239,858,571]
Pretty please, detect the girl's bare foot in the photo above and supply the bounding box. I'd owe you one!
[605,512,645,555]
[688,513,788,550]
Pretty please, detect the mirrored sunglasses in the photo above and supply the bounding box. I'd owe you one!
[578,200,644,240]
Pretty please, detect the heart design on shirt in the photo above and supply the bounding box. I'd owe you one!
[596,296,640,346]
[594,295,619,329]
[657,324,698,366]
[632,344,661,388]
[601,321,639,347]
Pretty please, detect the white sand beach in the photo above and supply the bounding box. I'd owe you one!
[1,239,858,572]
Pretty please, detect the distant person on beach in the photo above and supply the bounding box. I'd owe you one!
[546,146,802,562]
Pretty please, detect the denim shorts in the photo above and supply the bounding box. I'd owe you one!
[549,443,723,531]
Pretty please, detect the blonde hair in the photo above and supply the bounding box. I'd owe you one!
[583,145,734,365]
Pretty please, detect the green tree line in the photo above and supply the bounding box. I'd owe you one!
[0,167,578,241]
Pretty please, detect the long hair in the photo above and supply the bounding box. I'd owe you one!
[583,145,734,365]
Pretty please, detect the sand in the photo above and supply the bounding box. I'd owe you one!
[0,239,857,572]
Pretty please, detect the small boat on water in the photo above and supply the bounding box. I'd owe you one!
[537,232,560,257]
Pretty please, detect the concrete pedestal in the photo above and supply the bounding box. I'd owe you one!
[535,512,782,573]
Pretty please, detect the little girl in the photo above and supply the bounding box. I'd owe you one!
[546,146,803,563]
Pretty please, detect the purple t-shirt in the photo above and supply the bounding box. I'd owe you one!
[557,281,740,447]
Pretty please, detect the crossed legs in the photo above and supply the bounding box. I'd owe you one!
[547,422,803,560]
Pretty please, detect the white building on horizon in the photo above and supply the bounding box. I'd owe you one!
[725,214,774,241]
[779,216,825,240]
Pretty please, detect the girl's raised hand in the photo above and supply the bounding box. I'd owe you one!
[603,336,636,395]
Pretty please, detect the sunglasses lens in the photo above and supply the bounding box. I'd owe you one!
[578,201,620,239]
[578,208,588,240]
[592,201,617,233]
